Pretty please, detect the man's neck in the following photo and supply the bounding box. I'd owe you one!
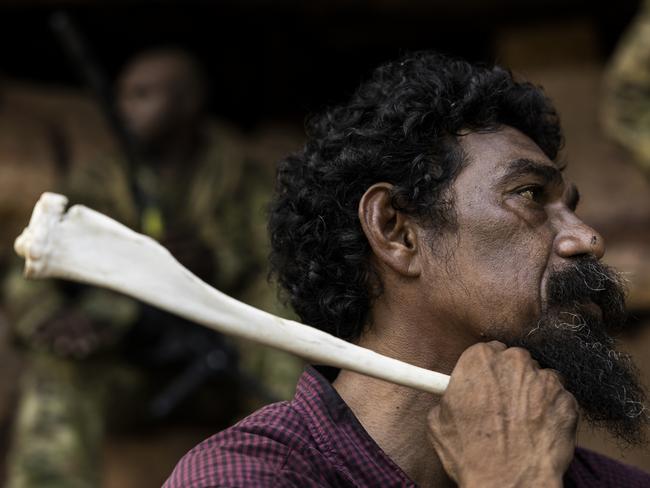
[139,126,202,169]
[334,370,453,487]
[332,322,468,487]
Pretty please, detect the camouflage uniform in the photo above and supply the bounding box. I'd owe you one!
[602,0,650,178]
[4,121,302,488]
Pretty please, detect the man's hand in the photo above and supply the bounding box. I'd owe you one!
[31,309,118,359]
[427,341,578,488]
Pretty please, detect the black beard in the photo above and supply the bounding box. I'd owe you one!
[499,257,648,446]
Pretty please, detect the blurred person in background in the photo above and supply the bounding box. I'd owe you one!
[603,0,650,181]
[2,47,301,488]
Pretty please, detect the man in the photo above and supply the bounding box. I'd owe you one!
[165,52,650,487]
[4,48,300,488]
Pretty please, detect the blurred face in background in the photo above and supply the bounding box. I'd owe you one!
[117,49,205,148]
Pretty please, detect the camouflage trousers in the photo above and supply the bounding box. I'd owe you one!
[6,355,108,488]
[5,351,152,488]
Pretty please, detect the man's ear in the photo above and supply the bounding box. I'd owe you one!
[358,183,421,277]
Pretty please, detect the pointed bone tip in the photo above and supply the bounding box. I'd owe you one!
[29,192,68,227]
[38,192,69,213]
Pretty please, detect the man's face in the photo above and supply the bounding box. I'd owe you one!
[419,126,646,443]
[421,126,593,336]
[117,54,203,146]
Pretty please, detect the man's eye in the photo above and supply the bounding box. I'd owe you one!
[517,186,542,202]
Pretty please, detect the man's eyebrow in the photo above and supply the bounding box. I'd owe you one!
[498,158,563,186]
[566,184,580,211]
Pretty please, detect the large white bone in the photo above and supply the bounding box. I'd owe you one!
[14,192,450,394]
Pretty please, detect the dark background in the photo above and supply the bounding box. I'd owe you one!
[0,0,641,127]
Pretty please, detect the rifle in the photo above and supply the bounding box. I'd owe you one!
[50,11,148,218]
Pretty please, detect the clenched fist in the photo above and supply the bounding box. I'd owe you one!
[428,341,578,488]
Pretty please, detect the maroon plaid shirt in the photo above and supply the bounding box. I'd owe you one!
[165,366,650,487]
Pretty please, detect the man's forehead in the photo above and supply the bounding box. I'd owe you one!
[497,158,563,186]
[122,58,192,87]
[458,127,561,180]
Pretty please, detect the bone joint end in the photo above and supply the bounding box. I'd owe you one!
[14,192,69,278]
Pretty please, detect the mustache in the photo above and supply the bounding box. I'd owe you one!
[547,256,628,329]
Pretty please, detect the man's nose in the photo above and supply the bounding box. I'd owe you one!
[554,216,605,260]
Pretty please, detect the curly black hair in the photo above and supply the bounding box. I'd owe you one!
[269,51,563,342]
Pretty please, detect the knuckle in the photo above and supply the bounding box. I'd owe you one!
[554,390,579,419]
[467,341,504,353]
[460,342,495,362]
[540,368,560,381]
[502,346,532,362]
[485,340,507,351]
[465,342,491,354]
[560,391,579,412]
[541,368,565,387]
